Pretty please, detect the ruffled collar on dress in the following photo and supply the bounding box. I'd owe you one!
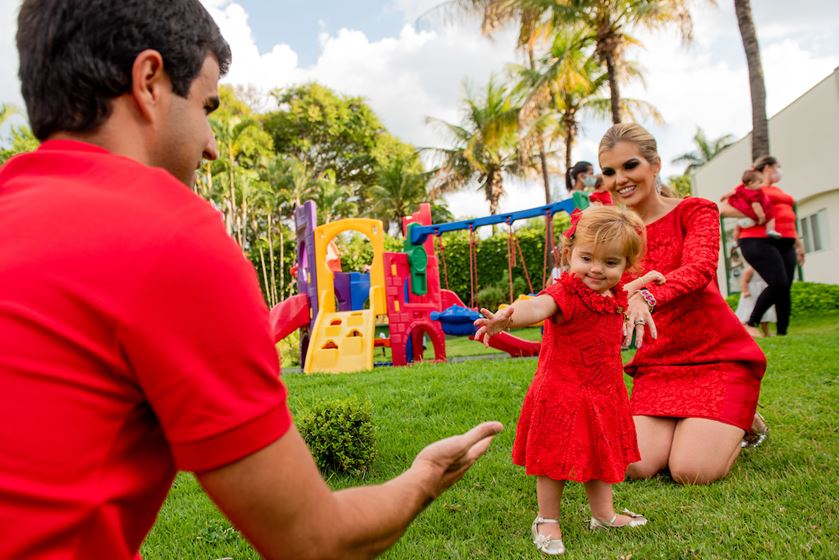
[559,272,627,315]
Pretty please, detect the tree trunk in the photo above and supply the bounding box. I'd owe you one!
[278,213,284,302]
[565,128,574,176]
[267,212,277,307]
[529,45,552,205]
[604,49,622,124]
[538,139,551,204]
[228,167,238,241]
[734,0,769,160]
[240,185,249,249]
[255,218,270,299]
[488,171,504,216]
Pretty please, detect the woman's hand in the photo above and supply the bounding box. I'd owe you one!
[742,289,751,298]
[623,293,657,349]
[473,307,514,346]
[795,239,805,265]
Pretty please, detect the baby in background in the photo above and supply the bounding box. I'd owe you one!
[727,169,782,239]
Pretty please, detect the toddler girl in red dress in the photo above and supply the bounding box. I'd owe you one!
[727,169,782,239]
[475,205,663,555]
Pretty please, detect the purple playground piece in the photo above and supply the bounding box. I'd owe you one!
[294,201,319,362]
[334,271,370,312]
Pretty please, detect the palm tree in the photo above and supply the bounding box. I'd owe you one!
[369,157,431,236]
[0,103,18,127]
[211,116,273,246]
[313,170,358,224]
[425,78,523,216]
[734,0,769,159]
[428,1,560,203]
[516,26,661,174]
[671,127,735,173]
[545,0,694,124]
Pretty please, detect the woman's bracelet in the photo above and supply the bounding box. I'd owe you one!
[632,288,656,313]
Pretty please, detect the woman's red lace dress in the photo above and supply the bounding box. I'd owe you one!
[512,273,639,483]
[626,198,766,431]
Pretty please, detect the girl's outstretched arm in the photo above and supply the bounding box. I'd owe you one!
[473,295,558,346]
[623,270,666,293]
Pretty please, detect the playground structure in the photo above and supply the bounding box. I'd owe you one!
[273,194,586,374]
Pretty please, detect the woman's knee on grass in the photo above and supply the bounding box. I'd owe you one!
[626,459,665,480]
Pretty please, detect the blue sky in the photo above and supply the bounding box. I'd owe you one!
[239,0,408,66]
[2,0,838,217]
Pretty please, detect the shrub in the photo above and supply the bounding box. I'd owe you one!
[726,293,740,311]
[476,285,505,311]
[791,282,839,316]
[298,398,376,476]
[276,329,301,368]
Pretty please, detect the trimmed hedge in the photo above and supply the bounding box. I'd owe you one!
[298,398,376,476]
[727,282,839,316]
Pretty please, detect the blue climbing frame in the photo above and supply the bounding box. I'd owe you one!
[408,197,579,246]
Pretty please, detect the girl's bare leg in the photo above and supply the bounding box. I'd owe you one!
[584,480,636,525]
[626,416,677,479]
[668,418,744,484]
[536,476,566,539]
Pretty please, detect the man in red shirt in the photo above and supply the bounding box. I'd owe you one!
[0,1,502,558]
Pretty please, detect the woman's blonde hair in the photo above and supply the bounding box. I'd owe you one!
[561,205,646,273]
[598,123,679,199]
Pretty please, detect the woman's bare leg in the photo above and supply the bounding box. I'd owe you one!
[626,416,677,480]
[536,477,566,539]
[668,418,745,484]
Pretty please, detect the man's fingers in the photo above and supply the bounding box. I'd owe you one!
[459,421,503,449]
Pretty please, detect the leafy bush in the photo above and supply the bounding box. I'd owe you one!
[476,286,505,311]
[276,329,301,368]
[726,282,839,315]
[298,398,376,476]
[726,293,740,311]
[791,282,839,316]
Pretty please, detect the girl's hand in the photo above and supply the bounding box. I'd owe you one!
[473,307,514,347]
[623,271,665,295]
[742,289,751,298]
[623,294,656,349]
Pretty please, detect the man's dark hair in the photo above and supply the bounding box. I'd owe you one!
[17,0,231,141]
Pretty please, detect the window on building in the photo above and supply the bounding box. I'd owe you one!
[800,209,830,254]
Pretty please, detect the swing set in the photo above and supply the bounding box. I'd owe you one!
[420,198,577,311]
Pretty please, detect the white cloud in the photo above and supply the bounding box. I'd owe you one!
[0,0,23,110]
[2,0,836,219]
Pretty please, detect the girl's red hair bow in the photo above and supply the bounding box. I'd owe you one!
[564,208,582,239]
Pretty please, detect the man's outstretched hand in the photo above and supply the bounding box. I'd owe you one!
[411,421,504,499]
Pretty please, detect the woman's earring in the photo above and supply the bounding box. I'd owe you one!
[655,175,662,194]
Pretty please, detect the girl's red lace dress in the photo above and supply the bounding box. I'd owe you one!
[512,273,639,483]
[627,198,766,431]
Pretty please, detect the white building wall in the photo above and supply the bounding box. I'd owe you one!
[692,68,839,295]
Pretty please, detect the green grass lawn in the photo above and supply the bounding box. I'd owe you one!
[142,313,839,559]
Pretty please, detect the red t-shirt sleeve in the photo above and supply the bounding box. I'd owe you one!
[118,212,291,472]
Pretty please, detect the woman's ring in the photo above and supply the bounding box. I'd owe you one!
[634,319,646,326]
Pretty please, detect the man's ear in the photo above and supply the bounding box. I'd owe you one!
[131,49,168,123]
